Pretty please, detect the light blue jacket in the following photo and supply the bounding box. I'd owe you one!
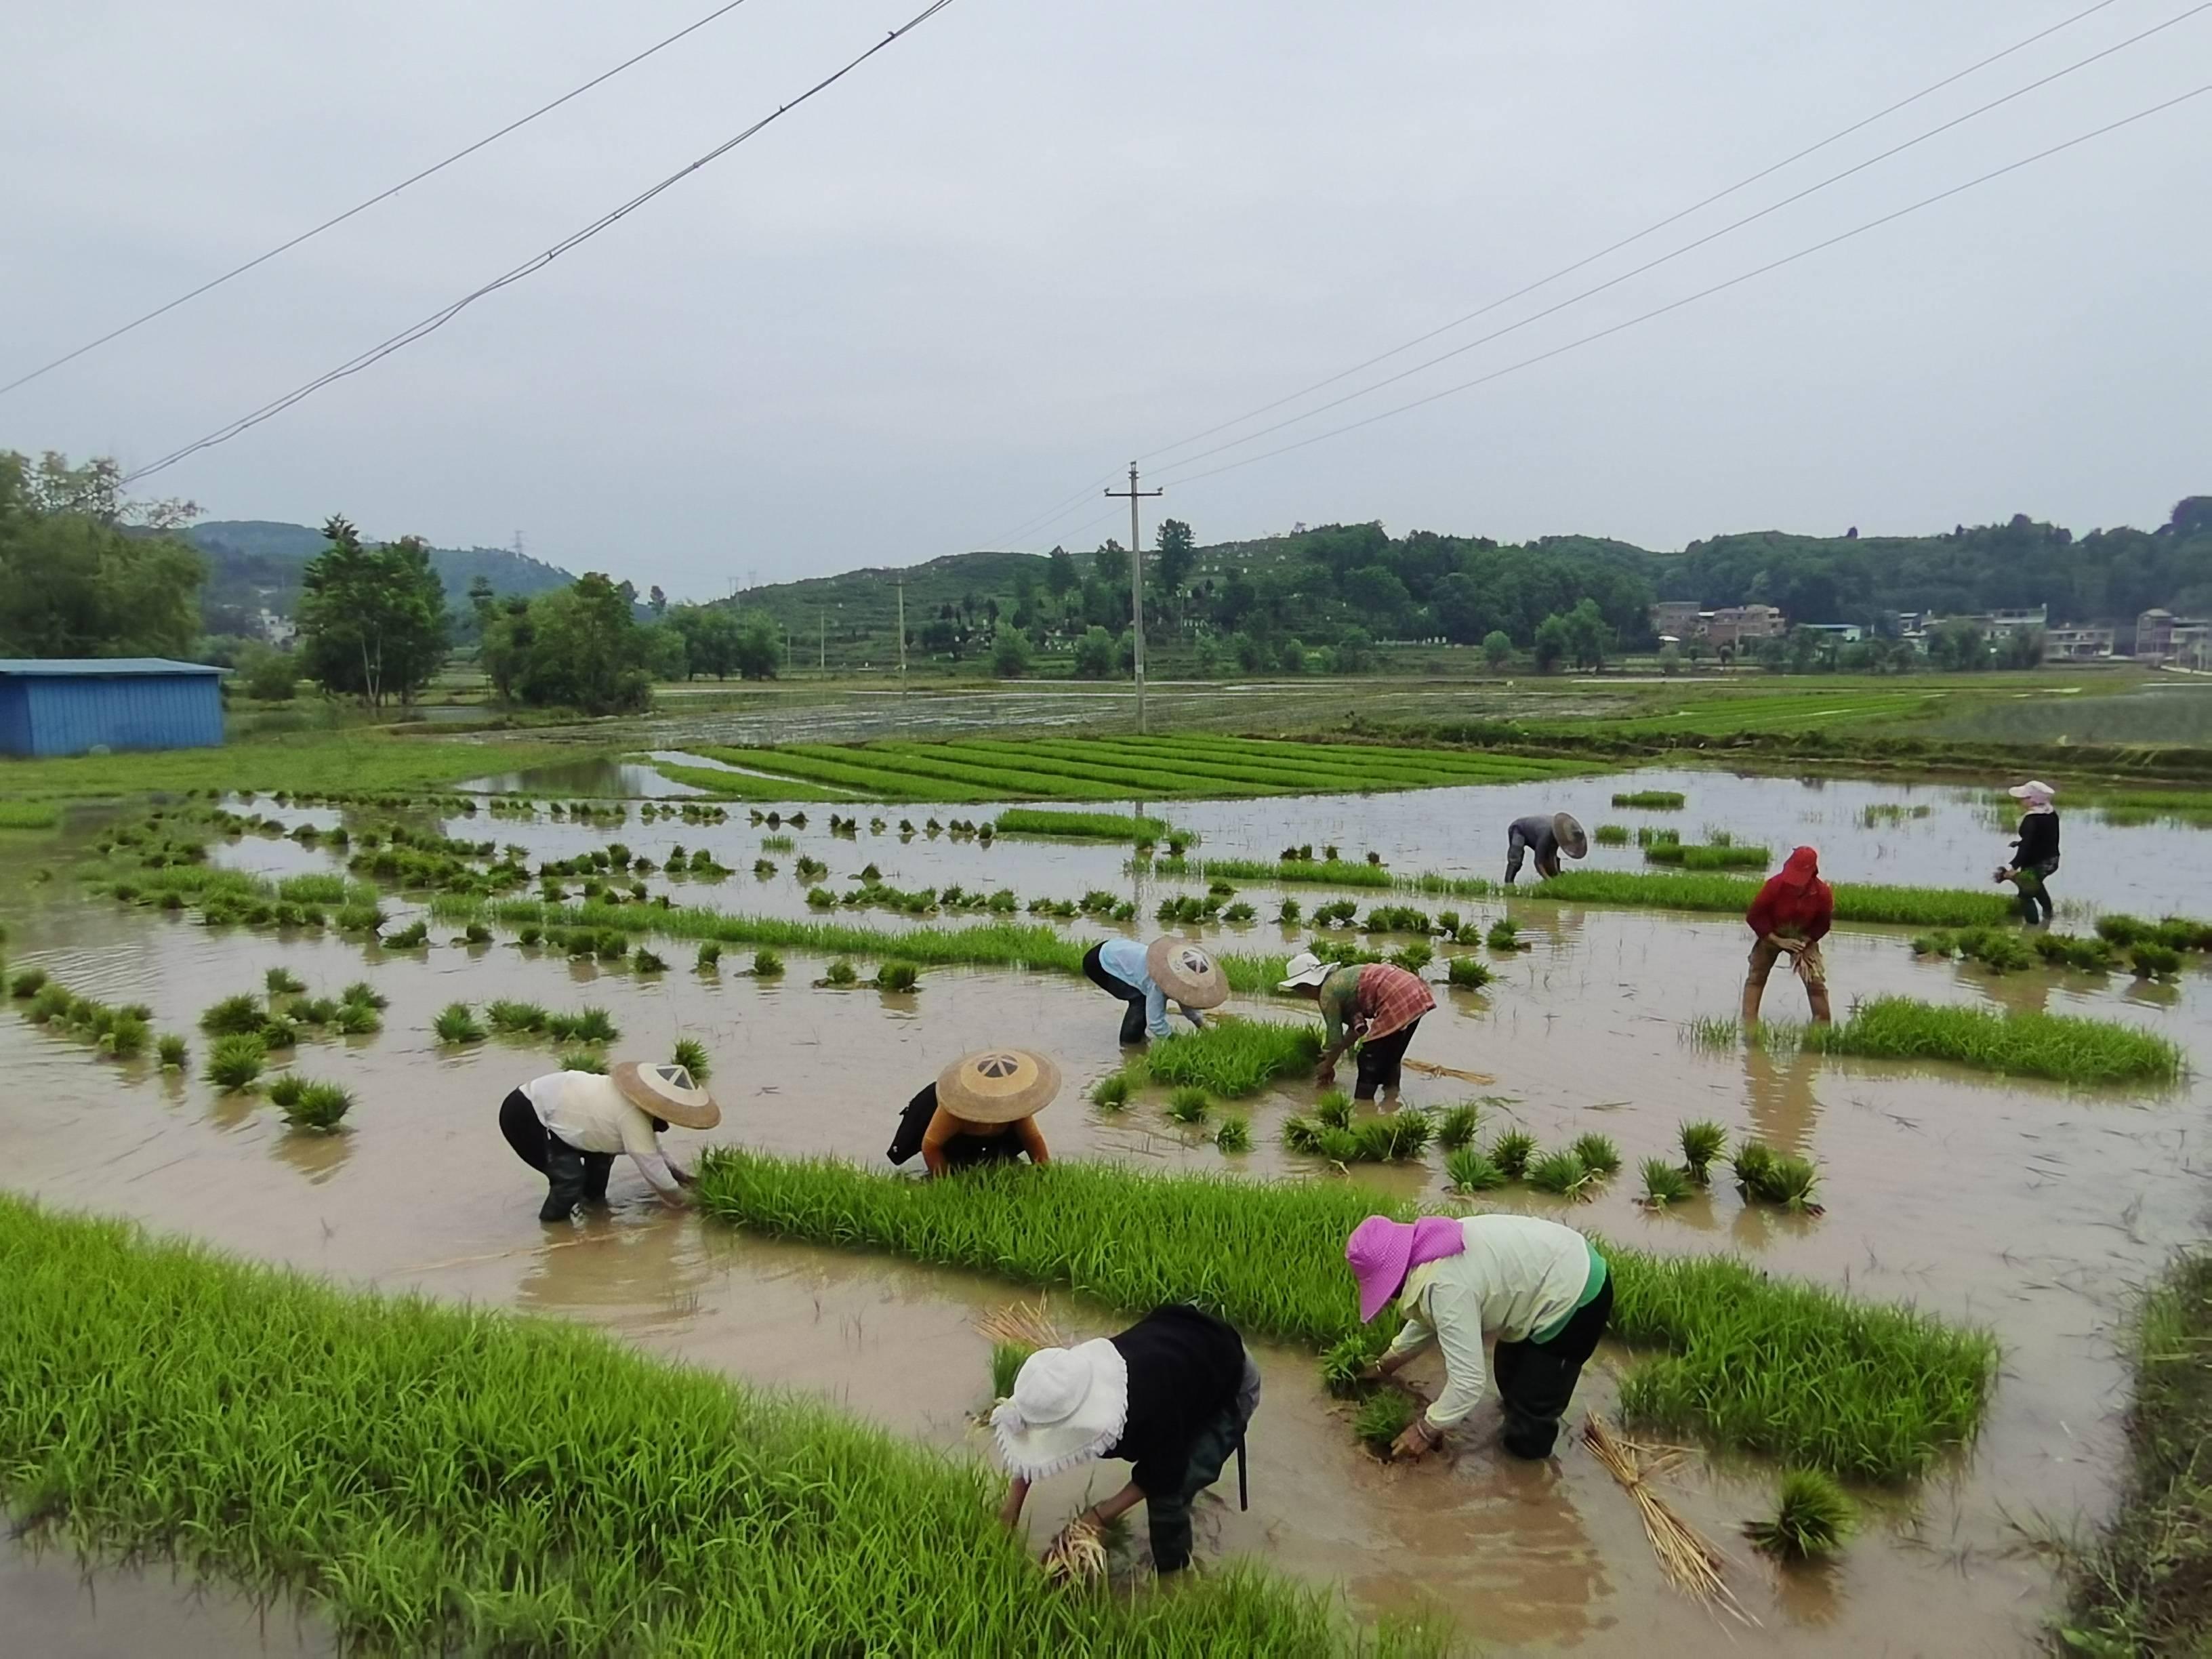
[1099,937,1206,1041]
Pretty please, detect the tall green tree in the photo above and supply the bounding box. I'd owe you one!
[731,610,781,680]
[295,517,450,706]
[500,573,653,714]
[0,450,205,658]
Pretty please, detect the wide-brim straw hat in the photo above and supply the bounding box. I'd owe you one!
[991,1338,1130,1481]
[612,1059,721,1130]
[937,1048,1061,1124]
[2007,780,2057,802]
[1551,812,1589,859]
[1146,936,1229,1009]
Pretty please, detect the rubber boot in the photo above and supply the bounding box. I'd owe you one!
[541,1140,592,1223]
[1805,983,1833,1025]
[1740,979,1765,1030]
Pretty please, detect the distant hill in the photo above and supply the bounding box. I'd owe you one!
[188,520,574,630]
[726,550,1054,667]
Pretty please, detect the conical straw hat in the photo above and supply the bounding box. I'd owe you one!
[937,1048,1061,1124]
[612,1060,721,1130]
[1551,812,1589,859]
[1145,937,1229,1010]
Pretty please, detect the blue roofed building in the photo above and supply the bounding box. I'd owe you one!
[0,659,228,758]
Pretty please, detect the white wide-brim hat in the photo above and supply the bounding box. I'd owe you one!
[1147,936,1229,1009]
[2007,780,2057,801]
[1277,949,1331,991]
[991,1338,1130,1481]
[611,1060,720,1130]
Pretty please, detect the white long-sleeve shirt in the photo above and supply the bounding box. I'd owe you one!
[525,1071,682,1196]
[1383,1214,1603,1428]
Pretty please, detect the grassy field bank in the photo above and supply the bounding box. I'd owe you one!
[0,1195,1439,1657]
[695,1153,1999,1481]
[0,729,575,804]
[1531,869,2017,928]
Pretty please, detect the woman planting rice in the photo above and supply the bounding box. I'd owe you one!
[497,1061,715,1223]
[1346,1213,1612,1462]
[887,1048,1058,1176]
[1997,779,2061,926]
[995,1304,1260,1576]
[1080,936,1226,1046]
[1279,951,1435,1102]
[1742,845,1835,1027]
[1503,811,1588,884]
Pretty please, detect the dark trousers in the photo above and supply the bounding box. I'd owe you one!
[1353,1019,1420,1101]
[499,1088,613,1223]
[1147,1353,1262,1574]
[1492,1275,1614,1458]
[2013,861,2055,925]
[1083,943,1151,1046]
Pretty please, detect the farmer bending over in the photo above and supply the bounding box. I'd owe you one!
[1081,936,1225,1046]
[996,1304,1261,1575]
[1997,779,2060,926]
[1742,845,1834,1027]
[1279,951,1435,1102]
[1504,812,1588,884]
[498,1061,714,1223]
[887,1048,1057,1176]
[1346,1213,1612,1461]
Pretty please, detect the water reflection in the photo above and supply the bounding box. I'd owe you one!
[1742,1046,1822,1155]
[268,1126,354,1185]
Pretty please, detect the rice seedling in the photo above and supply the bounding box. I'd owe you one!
[333,1002,381,1036]
[1682,1015,1740,1050]
[628,949,665,974]
[752,949,785,978]
[205,1033,266,1090]
[1354,1389,1418,1456]
[340,980,388,1010]
[2131,941,2183,980]
[198,993,265,1036]
[1679,1121,1727,1183]
[559,1048,608,1073]
[1593,823,1630,845]
[1490,1129,1536,1180]
[1214,1115,1252,1153]
[257,1015,299,1050]
[1805,996,2184,1085]
[823,960,859,987]
[1570,1133,1622,1177]
[1319,1332,1381,1397]
[1744,1469,1856,1561]
[1528,1149,1593,1199]
[0,1195,1407,1657]
[1635,825,1681,848]
[1351,1113,1435,1162]
[1089,1073,1130,1110]
[1165,1086,1211,1124]
[517,925,544,947]
[1387,942,1433,974]
[1486,918,1525,951]
[100,1017,149,1059]
[461,922,495,946]
[1910,930,1957,957]
[1641,1159,1693,1208]
[1276,897,1303,925]
[264,966,306,997]
[384,920,430,949]
[1314,1088,1355,1130]
[760,834,796,853]
[1131,1017,1324,1099]
[1435,1103,1481,1149]
[156,1033,188,1069]
[1643,842,1771,870]
[433,1002,487,1045]
[994,808,1172,842]
[486,1000,550,1035]
[266,1073,307,1109]
[1613,790,1686,808]
[9,968,47,998]
[671,1038,712,1081]
[1446,1147,1506,1193]
[989,1340,1032,1401]
[2095,913,2152,945]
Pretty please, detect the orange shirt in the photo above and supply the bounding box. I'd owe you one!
[919,1109,1050,1176]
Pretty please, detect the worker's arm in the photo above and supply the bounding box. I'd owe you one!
[1144,978,1173,1042]
[617,1109,689,1207]
[1315,973,1355,1066]
[1067,1479,1145,1532]
[998,1475,1030,1528]
[1803,902,1833,945]
[920,1107,960,1177]
[1378,1307,1435,1367]
[1418,1291,1491,1431]
[1011,1115,1050,1166]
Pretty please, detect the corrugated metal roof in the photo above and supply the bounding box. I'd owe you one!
[0,658,229,677]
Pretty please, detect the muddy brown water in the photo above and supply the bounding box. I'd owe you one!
[5,790,2210,1655]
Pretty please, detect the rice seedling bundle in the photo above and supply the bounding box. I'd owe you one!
[384,920,430,949]
[266,1073,307,1109]
[1641,1159,1692,1208]
[558,1049,608,1073]
[1434,1103,1481,1149]
[1570,1133,1622,1177]
[1528,1150,1593,1199]
[1744,1469,1856,1561]
[751,949,785,978]
[1165,1086,1210,1124]
[0,1195,1408,1656]
[1387,942,1433,975]
[157,1033,188,1069]
[1446,1147,1506,1193]
[264,966,306,996]
[1679,1121,1727,1183]
[1490,1130,1536,1180]
[1531,872,2015,928]
[670,1038,712,1082]
[199,994,266,1036]
[873,960,922,994]
[823,960,859,987]
[1805,996,2183,1085]
[1351,1113,1435,1163]
[1214,1115,1252,1153]
[1485,919,1524,951]
[1582,1414,1749,1620]
[333,1002,380,1036]
[1314,1089,1354,1130]
[1635,825,1681,848]
[205,1033,266,1090]
[1593,823,1630,845]
[1089,1074,1129,1110]
[1613,791,1687,809]
[2131,941,2183,980]
[486,1000,550,1035]
[9,968,46,998]
[996,808,1173,842]
[1129,1018,1324,1099]
[1643,843,1771,871]
[1353,1390,1417,1455]
[433,1002,487,1044]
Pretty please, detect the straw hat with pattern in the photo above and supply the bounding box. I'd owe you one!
[1145,936,1229,1010]
[611,1060,721,1130]
[937,1048,1061,1124]
[1551,812,1589,859]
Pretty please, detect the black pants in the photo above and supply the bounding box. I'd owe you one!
[1147,1353,1262,1574]
[1353,1019,1420,1101]
[1492,1275,1614,1458]
[500,1088,613,1223]
[1083,942,1151,1046]
[2013,860,2056,925]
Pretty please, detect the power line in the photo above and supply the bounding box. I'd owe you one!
[1,0,767,400]
[1164,83,2211,491]
[1151,0,2210,483]
[1135,0,2137,470]
[119,0,957,485]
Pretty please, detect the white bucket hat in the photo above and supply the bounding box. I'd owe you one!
[1277,950,1332,991]
[990,1339,1130,1481]
[2007,780,2057,802]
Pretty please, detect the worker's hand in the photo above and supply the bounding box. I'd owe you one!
[1314,1063,1336,1086]
[1357,1361,1386,1384]
[670,1166,698,1188]
[1389,1421,1435,1462]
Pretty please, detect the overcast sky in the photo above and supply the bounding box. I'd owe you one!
[4,0,2207,596]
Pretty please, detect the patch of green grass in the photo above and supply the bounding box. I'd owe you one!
[0,800,62,829]
[0,730,583,804]
[694,1152,2000,1478]
[1531,871,2015,928]
[1744,1469,1856,1561]
[0,1194,1429,1656]
[1805,996,2183,1086]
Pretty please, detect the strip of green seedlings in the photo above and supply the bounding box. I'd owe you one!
[1805,996,2184,1086]
[1528,870,2016,927]
[647,761,859,802]
[1114,1019,1323,1099]
[1612,790,1686,808]
[2093,912,2212,951]
[2058,1249,2212,1655]
[1113,733,1586,786]
[697,1153,1999,1479]
[0,1196,1435,1658]
[0,801,63,828]
[1153,856,1397,890]
[1642,843,1771,870]
[912,741,1273,799]
[774,745,1128,803]
[945,734,1568,798]
[15,975,153,1059]
[993,808,1174,842]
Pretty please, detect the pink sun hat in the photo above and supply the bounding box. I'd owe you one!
[1347,1214,1469,1323]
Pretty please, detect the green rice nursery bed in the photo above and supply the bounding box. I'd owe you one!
[1805,996,2185,1086]
[695,1153,2000,1481]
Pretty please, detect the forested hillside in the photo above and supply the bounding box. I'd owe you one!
[189,520,573,632]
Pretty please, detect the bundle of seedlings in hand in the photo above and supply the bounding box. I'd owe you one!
[752,950,784,978]
[205,1033,267,1091]
[1214,1115,1252,1153]
[1744,1469,1855,1561]
[1641,1159,1693,1209]
[1089,1074,1130,1111]
[1679,1120,1727,1183]
[486,1000,550,1035]
[670,1038,712,1082]
[1570,1133,1622,1178]
[874,961,922,993]
[1528,1149,1593,1200]
[264,966,306,997]
[1446,955,1492,989]
[1435,1103,1481,1149]
[1319,1332,1385,1397]
[1165,1086,1210,1124]
[1354,1389,1418,1456]
[1041,1516,1108,1588]
[1491,1129,1537,1181]
[434,1002,487,1045]
[1446,1147,1507,1193]
[281,1080,354,1133]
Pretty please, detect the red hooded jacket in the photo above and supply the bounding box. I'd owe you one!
[1746,846,1832,942]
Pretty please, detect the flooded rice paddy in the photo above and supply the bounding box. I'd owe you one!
[3,764,2207,1654]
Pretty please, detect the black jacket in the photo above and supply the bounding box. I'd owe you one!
[1103,1305,1246,1496]
[2012,812,2060,869]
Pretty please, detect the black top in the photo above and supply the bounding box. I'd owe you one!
[2013,812,2060,868]
[884,1083,1026,1170]
[1103,1305,1246,1496]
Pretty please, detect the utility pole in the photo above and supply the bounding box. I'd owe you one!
[1104,462,1163,733]
[819,609,827,673]
[895,579,909,699]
